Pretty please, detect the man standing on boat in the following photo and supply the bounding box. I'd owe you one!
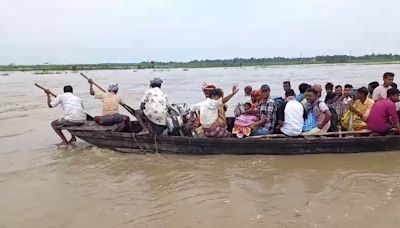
[250,84,277,136]
[88,81,132,132]
[44,85,86,147]
[135,78,169,135]
[372,72,394,101]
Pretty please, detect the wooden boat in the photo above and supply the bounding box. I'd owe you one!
[66,121,400,155]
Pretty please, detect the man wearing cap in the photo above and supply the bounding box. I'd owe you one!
[136,78,169,135]
[90,81,123,115]
[249,84,277,135]
[89,80,132,132]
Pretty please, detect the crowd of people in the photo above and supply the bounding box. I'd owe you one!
[44,72,400,146]
[190,72,400,138]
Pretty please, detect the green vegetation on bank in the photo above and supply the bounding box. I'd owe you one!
[1,54,400,72]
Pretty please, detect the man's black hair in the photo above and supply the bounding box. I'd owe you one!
[335,85,342,89]
[285,89,296,97]
[325,82,334,90]
[368,81,379,89]
[64,85,73,93]
[392,83,397,89]
[383,72,395,78]
[150,83,161,88]
[387,88,400,97]
[298,83,310,94]
[357,87,369,96]
[344,84,353,89]
[283,81,291,85]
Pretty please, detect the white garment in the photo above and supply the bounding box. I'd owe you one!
[141,87,168,126]
[281,99,304,136]
[372,85,390,101]
[51,92,86,122]
[190,98,223,128]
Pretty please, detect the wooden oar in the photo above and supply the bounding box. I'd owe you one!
[34,83,57,97]
[80,73,136,115]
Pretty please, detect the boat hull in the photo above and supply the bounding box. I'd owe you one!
[68,129,400,155]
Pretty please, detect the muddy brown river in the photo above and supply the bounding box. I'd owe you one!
[1,64,400,227]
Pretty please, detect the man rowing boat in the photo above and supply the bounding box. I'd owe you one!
[44,85,86,147]
[89,81,132,132]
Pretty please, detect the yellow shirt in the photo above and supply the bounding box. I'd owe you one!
[95,92,122,115]
[353,98,375,121]
[341,98,374,130]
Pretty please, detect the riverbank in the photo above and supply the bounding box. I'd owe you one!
[2,54,400,72]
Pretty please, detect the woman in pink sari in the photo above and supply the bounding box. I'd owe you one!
[232,103,260,138]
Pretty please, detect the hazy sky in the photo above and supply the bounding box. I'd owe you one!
[1,0,399,64]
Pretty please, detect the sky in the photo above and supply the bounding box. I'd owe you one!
[1,0,400,64]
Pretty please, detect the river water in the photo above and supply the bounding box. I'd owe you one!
[1,64,400,227]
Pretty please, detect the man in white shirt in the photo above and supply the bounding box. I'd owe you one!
[279,89,304,137]
[135,78,169,135]
[372,72,394,101]
[190,89,234,138]
[45,85,86,147]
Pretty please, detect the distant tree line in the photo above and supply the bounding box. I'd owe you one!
[1,54,400,71]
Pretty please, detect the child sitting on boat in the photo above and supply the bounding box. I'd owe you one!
[232,102,260,138]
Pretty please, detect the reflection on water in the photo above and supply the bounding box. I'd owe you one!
[1,65,400,227]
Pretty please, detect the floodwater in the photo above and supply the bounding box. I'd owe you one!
[1,64,400,227]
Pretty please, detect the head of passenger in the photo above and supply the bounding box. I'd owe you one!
[285,89,296,98]
[368,81,379,95]
[108,84,119,94]
[311,84,322,98]
[283,81,291,92]
[203,85,216,98]
[392,83,397,89]
[343,84,353,97]
[356,87,369,101]
[335,85,343,96]
[387,88,400,103]
[298,83,310,94]
[210,88,224,100]
[325,82,334,95]
[383,72,395,88]
[243,102,252,111]
[63,85,73,93]
[244,85,252,96]
[306,89,319,104]
[251,90,261,104]
[260,84,271,100]
[150,78,163,88]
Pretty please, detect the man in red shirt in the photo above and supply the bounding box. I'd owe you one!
[367,88,400,134]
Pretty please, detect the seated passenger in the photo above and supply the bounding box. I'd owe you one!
[302,89,332,135]
[368,81,379,99]
[296,83,310,102]
[89,81,132,132]
[190,89,232,138]
[250,84,277,136]
[251,90,262,109]
[367,88,400,134]
[232,102,259,138]
[135,78,169,135]
[325,82,335,104]
[341,87,374,131]
[244,85,253,102]
[279,89,304,137]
